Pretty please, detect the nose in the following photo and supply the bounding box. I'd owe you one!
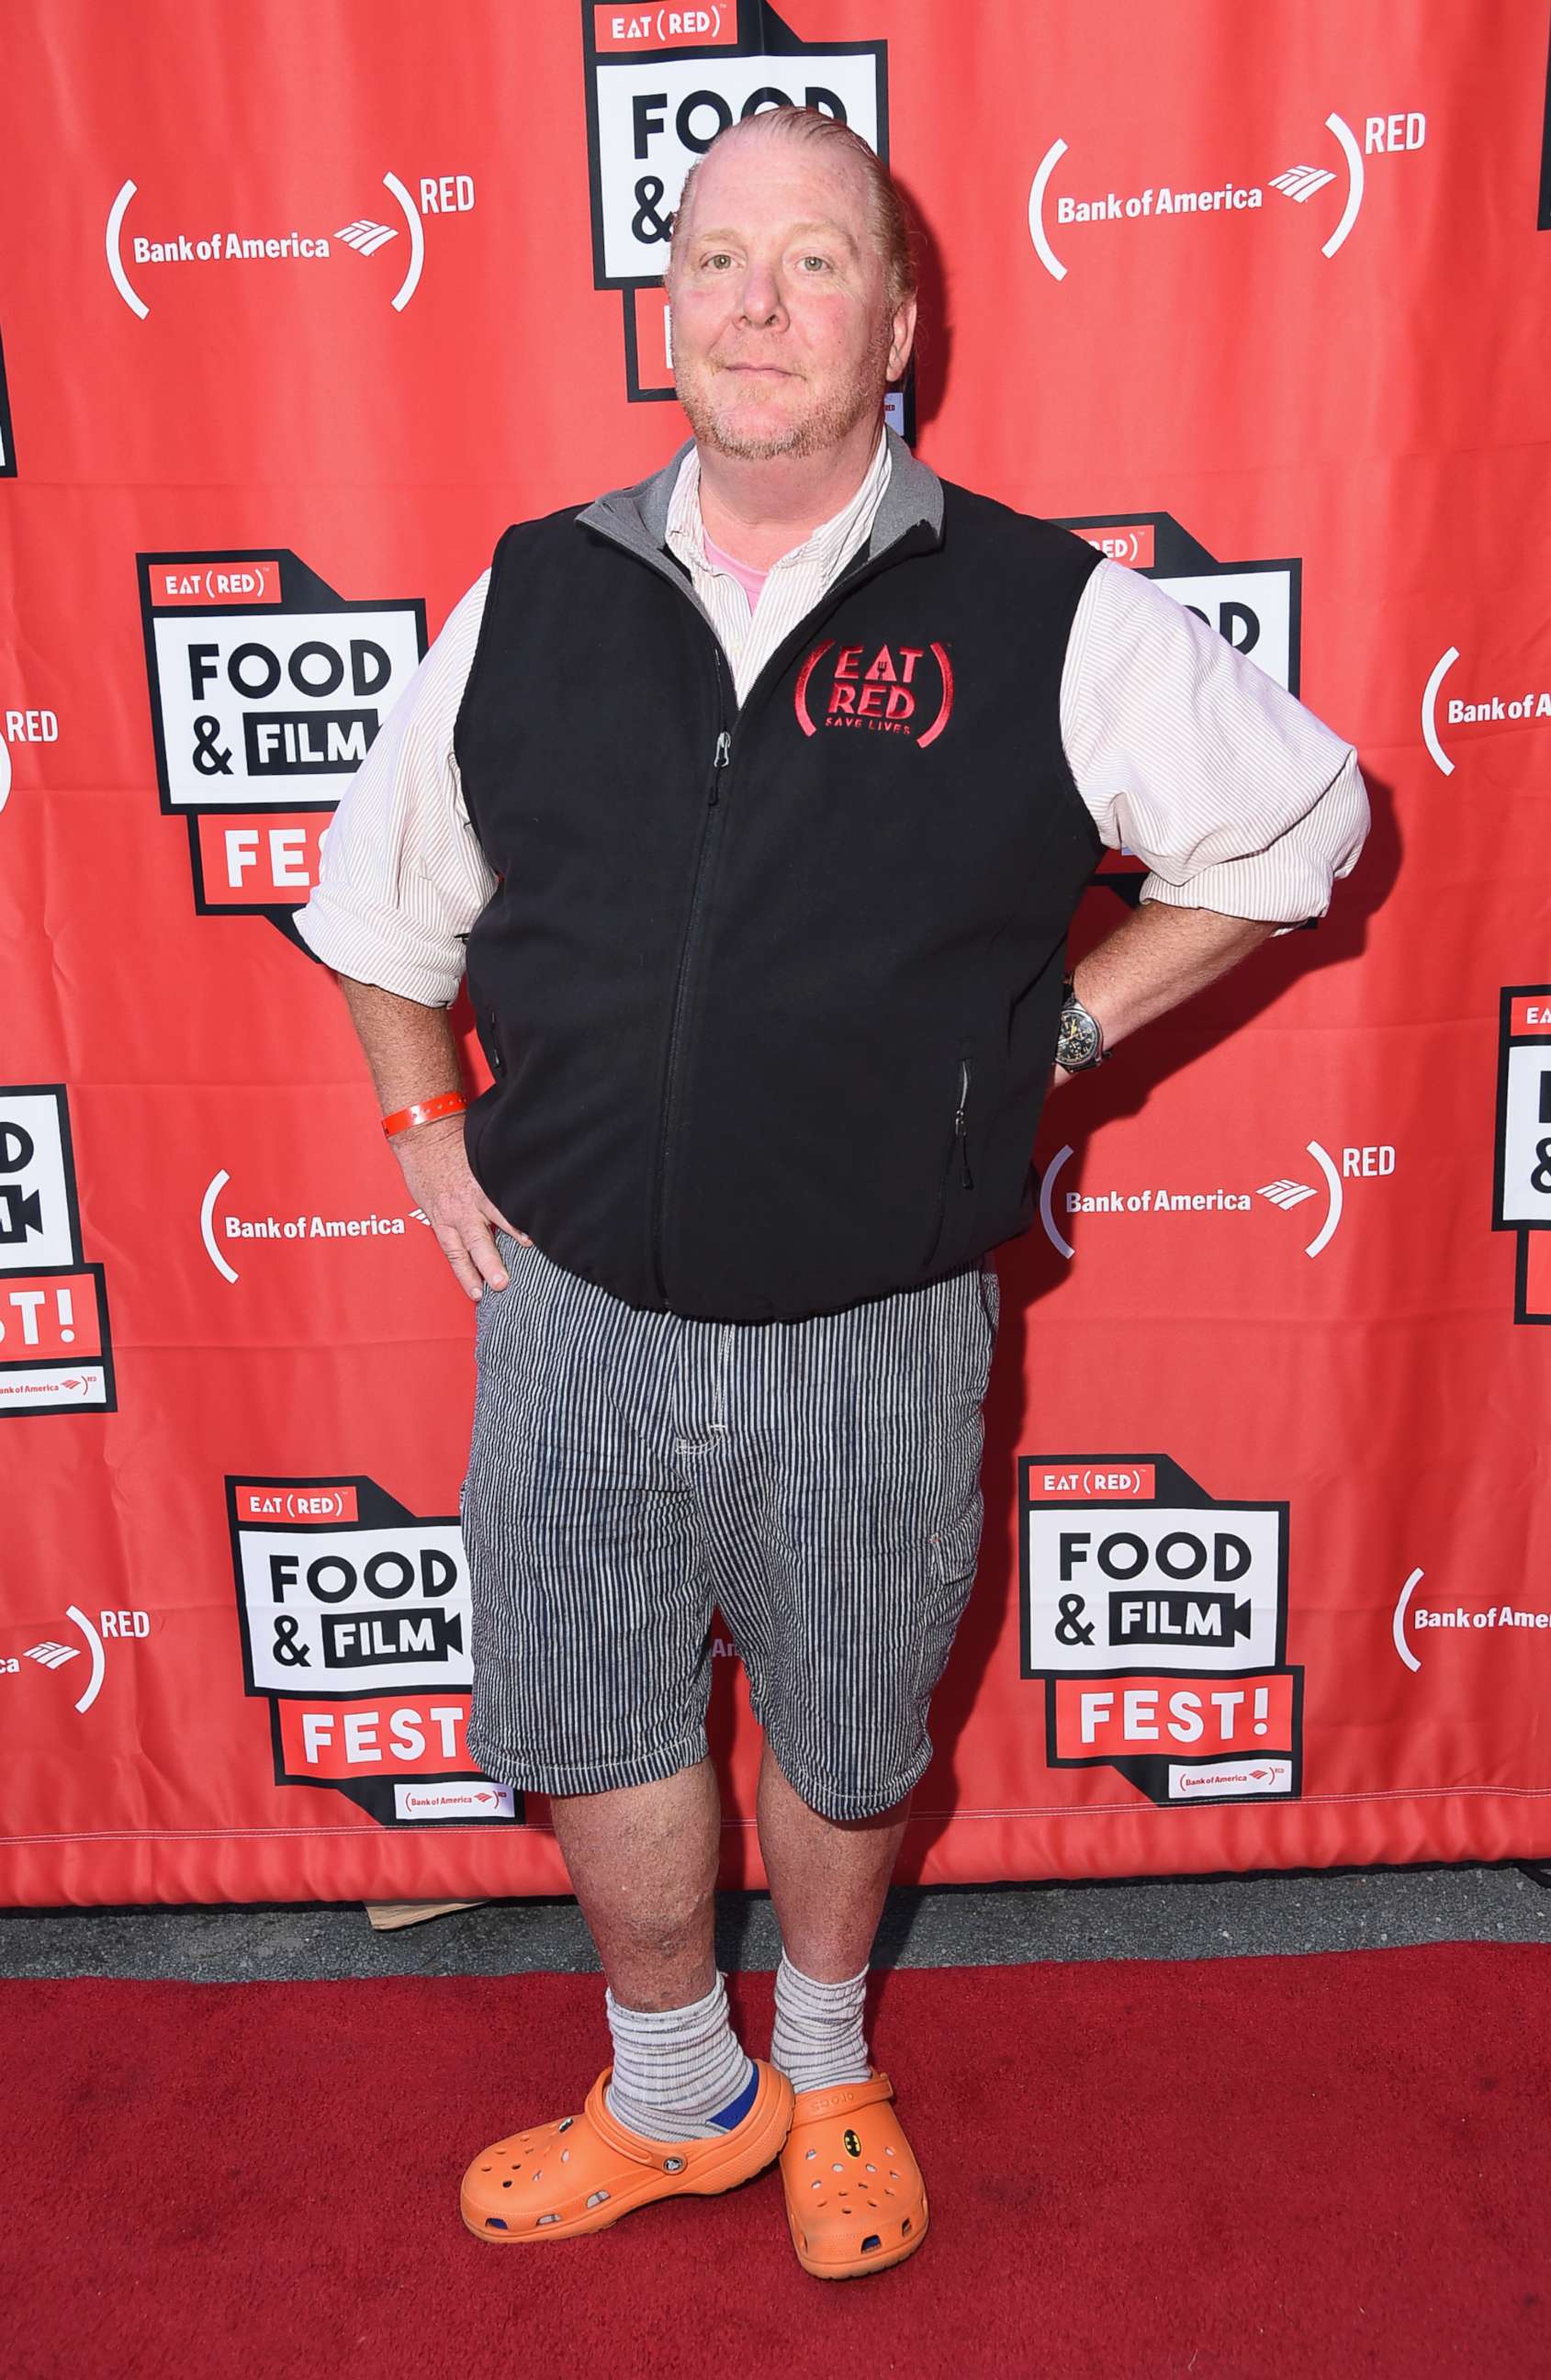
[736,260,787,330]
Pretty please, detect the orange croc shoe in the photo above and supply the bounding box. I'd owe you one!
[460,2060,793,2244]
[779,2071,927,2279]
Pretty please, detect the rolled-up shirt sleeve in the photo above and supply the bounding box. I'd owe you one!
[295,570,496,1005]
[1060,555,1370,931]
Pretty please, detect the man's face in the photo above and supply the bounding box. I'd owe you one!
[668,127,915,464]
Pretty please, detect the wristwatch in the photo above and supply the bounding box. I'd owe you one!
[1055,978,1106,1071]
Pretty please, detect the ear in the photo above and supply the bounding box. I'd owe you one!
[886,295,918,385]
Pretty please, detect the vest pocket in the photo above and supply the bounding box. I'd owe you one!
[478,1006,505,1079]
[923,1045,974,1272]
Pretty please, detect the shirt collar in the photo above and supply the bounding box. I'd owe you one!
[664,427,893,579]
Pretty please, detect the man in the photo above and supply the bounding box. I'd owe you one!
[298,107,1368,2278]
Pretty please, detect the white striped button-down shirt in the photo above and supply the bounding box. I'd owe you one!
[297,432,1369,1006]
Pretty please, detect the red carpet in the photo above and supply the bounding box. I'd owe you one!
[2,1945,1547,2380]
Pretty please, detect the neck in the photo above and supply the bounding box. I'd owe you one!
[693,414,883,570]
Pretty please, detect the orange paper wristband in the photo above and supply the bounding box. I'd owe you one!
[381,1091,468,1138]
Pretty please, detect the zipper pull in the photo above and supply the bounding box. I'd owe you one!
[709,730,731,806]
[955,1058,973,1189]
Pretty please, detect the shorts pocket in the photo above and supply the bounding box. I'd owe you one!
[916,1500,984,1700]
[928,1505,983,1586]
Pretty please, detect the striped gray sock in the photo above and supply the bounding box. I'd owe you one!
[602,1970,758,2143]
[770,1951,871,2095]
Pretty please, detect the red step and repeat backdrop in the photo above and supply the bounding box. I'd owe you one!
[2,2,1549,1904]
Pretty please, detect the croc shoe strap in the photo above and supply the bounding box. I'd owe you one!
[789,2071,895,2124]
[584,2068,700,2172]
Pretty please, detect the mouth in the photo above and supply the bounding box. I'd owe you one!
[721,363,796,377]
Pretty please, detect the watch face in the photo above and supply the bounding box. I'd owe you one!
[1058,1003,1102,1069]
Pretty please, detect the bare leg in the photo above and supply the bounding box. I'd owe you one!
[548,1757,721,2011]
[755,1736,909,1981]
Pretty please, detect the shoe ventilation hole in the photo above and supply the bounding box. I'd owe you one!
[885,2186,894,2196]
[480,2165,490,2174]
[804,2148,816,2161]
[501,2180,513,2190]
[537,2212,558,2227]
[868,2198,877,2208]
[886,2146,896,2156]
[832,2161,844,2172]
[586,2190,610,2209]
[485,2217,507,2230]
[561,2150,570,2164]
[902,2217,913,2237]
[532,2171,544,2183]
[865,2161,876,2173]
[861,2234,882,2254]
[811,2180,822,2192]
[890,2170,900,2180]
[558,2117,573,2133]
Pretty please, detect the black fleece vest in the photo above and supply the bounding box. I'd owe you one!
[454,476,1103,1321]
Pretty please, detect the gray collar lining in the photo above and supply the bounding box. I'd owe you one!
[575,424,943,573]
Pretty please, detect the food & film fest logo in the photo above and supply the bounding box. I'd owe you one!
[1021,1454,1300,1806]
[139,550,424,940]
[581,1,889,404]
[1029,107,1428,278]
[0,1087,115,1419]
[1061,506,1300,918]
[227,1474,519,1828]
[1492,986,1551,1326]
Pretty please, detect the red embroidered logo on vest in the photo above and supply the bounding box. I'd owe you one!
[793,639,954,747]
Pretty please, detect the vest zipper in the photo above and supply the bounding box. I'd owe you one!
[593,522,937,1304]
[650,669,733,1302]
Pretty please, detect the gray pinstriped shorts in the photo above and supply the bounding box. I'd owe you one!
[460,1233,999,1821]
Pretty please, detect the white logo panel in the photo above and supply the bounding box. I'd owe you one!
[152,607,423,807]
[238,1522,470,1695]
[0,1091,77,1271]
[1026,1503,1283,1673]
[1158,568,1295,692]
[1499,1045,1551,1227]
[593,53,882,281]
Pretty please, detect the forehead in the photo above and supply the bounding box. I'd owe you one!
[680,124,876,245]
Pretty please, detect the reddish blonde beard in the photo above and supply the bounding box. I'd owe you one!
[674,318,894,463]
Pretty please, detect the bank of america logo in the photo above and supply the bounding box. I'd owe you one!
[1270,166,1337,204]
[26,1640,78,1668]
[335,219,399,256]
[1258,1178,1318,1210]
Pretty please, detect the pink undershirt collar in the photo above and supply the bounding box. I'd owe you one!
[700,528,770,615]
